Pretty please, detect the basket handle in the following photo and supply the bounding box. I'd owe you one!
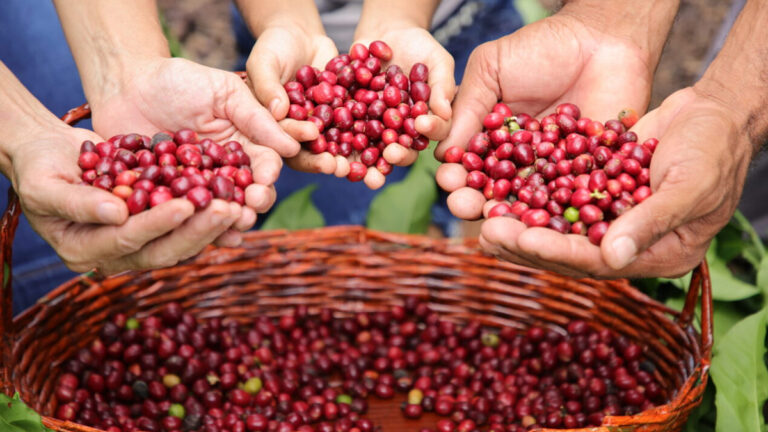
[678,260,713,364]
[0,103,92,397]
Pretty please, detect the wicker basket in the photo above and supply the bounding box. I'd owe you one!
[0,104,713,432]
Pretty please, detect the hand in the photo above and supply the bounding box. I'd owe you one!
[9,126,244,275]
[348,24,456,188]
[246,26,353,180]
[436,12,654,219]
[479,87,750,278]
[89,57,292,242]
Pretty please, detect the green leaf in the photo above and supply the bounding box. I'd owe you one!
[514,0,550,24]
[366,167,437,234]
[261,185,325,231]
[757,255,768,298]
[707,241,760,301]
[716,224,749,263]
[732,210,766,260]
[0,393,52,432]
[711,308,768,432]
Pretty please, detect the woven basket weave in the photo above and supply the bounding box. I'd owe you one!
[0,103,713,432]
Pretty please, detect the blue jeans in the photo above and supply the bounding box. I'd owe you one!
[0,0,88,315]
[1,0,524,314]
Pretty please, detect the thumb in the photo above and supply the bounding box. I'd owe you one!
[247,46,290,120]
[226,77,301,158]
[35,180,128,225]
[435,43,500,160]
[601,183,701,270]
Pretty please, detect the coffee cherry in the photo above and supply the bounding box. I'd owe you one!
[443,102,657,244]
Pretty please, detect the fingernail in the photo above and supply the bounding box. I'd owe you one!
[98,202,121,223]
[609,236,637,269]
[211,214,224,226]
[173,212,186,224]
[269,98,280,116]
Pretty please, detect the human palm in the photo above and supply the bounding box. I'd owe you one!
[479,88,750,278]
[90,57,290,233]
[10,126,244,275]
[437,14,652,159]
[437,14,655,221]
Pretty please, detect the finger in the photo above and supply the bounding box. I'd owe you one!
[446,187,485,220]
[58,199,195,265]
[478,228,558,271]
[226,77,301,158]
[515,226,607,277]
[383,144,418,166]
[435,43,500,159]
[285,150,337,175]
[435,163,468,193]
[599,181,706,271]
[31,180,128,225]
[245,184,277,213]
[415,114,452,141]
[426,53,456,121]
[334,156,351,177]
[364,167,386,190]
[247,45,290,119]
[214,229,244,248]
[233,206,257,231]
[278,118,320,142]
[242,145,282,185]
[106,200,240,273]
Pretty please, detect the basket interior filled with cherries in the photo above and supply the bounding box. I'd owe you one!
[53,298,667,432]
[442,103,655,245]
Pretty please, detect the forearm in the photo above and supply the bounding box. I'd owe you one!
[696,0,768,154]
[560,0,680,71]
[356,0,442,38]
[52,0,169,107]
[0,63,68,178]
[234,0,325,37]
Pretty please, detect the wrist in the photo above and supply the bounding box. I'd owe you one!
[354,18,423,42]
[694,0,768,156]
[236,0,325,38]
[694,77,767,157]
[559,0,679,69]
[85,54,167,113]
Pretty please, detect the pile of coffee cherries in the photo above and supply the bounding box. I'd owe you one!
[285,40,432,182]
[78,131,255,214]
[443,103,656,245]
[54,298,665,432]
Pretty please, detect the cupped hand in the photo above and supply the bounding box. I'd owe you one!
[349,25,456,188]
[245,25,356,183]
[89,57,291,241]
[479,88,751,278]
[436,13,654,218]
[9,126,245,275]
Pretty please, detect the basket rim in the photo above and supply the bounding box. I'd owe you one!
[0,100,714,432]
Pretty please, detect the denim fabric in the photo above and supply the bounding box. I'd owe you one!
[0,0,87,314]
[231,0,524,230]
